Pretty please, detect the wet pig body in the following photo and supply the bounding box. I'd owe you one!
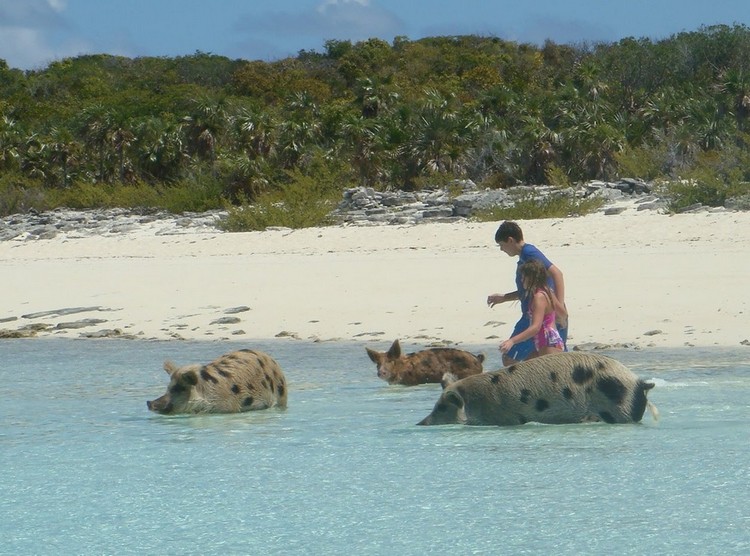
[147,349,287,415]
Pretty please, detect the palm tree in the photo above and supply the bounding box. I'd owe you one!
[47,127,80,188]
[686,98,733,151]
[720,68,750,132]
[276,91,321,169]
[132,116,187,181]
[462,116,518,185]
[19,133,48,183]
[399,89,482,185]
[76,104,115,181]
[110,121,135,182]
[182,97,229,169]
[232,106,277,160]
[556,84,627,181]
[0,114,21,172]
[354,77,398,118]
[517,114,562,184]
[339,112,384,187]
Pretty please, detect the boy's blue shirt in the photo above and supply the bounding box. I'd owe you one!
[516,243,554,314]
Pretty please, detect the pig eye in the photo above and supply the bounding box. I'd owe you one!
[169,383,187,395]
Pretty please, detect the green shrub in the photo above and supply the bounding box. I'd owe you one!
[472,191,604,221]
[660,174,749,211]
[42,181,111,209]
[220,166,346,231]
[661,148,750,211]
[0,174,49,216]
[42,181,143,209]
[544,164,572,188]
[37,177,226,213]
[411,170,460,192]
[155,176,226,212]
[614,143,669,181]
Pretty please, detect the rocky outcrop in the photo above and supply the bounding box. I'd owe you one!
[0,207,224,241]
[331,178,670,225]
[1,178,745,241]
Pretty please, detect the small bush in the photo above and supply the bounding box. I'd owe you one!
[661,148,750,211]
[472,191,604,221]
[660,174,749,211]
[614,143,669,181]
[156,176,226,212]
[544,164,572,188]
[220,166,346,231]
[38,178,226,213]
[0,174,49,216]
[411,170,460,192]
[42,181,152,209]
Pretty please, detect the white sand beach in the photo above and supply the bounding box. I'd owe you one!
[3,202,749,350]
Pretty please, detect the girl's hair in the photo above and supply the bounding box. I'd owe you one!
[519,259,552,300]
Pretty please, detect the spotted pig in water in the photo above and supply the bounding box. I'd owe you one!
[417,352,658,426]
[365,339,484,386]
[147,349,287,415]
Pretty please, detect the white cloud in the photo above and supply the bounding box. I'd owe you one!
[48,0,67,11]
[0,27,56,70]
[0,0,66,26]
[235,0,404,42]
[317,0,370,13]
[0,25,89,70]
[314,0,398,36]
[0,0,84,69]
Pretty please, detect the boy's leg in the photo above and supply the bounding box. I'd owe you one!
[503,316,536,365]
[557,321,568,352]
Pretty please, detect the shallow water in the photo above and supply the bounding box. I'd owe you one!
[1,339,749,555]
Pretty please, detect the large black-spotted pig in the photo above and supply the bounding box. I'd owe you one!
[417,352,658,426]
[147,349,287,415]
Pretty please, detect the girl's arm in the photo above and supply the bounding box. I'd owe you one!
[499,292,547,353]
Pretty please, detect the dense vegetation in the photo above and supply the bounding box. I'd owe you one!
[1,24,750,225]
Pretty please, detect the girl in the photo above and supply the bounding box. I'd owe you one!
[499,259,565,359]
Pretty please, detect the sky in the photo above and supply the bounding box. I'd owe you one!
[2,0,750,71]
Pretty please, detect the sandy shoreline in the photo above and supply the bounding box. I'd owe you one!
[2,202,750,352]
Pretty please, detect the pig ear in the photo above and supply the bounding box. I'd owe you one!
[387,339,401,359]
[443,390,464,409]
[163,361,179,375]
[365,347,382,364]
[440,372,458,389]
[179,370,198,387]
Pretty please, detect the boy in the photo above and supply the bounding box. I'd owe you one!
[487,221,568,366]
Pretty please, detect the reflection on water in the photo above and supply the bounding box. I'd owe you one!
[1,339,749,555]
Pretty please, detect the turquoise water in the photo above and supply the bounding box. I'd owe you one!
[2,339,749,555]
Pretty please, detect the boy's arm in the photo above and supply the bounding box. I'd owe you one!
[487,290,519,307]
[548,264,565,306]
[548,264,568,326]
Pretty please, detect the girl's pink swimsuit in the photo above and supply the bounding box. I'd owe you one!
[531,290,565,351]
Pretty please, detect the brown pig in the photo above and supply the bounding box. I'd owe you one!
[365,339,484,386]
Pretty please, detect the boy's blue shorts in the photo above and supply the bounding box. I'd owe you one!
[505,315,569,362]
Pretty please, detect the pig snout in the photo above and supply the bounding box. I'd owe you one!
[147,395,173,414]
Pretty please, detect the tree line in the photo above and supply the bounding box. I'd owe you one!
[1,24,749,215]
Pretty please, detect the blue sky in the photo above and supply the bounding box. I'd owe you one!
[2,0,750,71]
